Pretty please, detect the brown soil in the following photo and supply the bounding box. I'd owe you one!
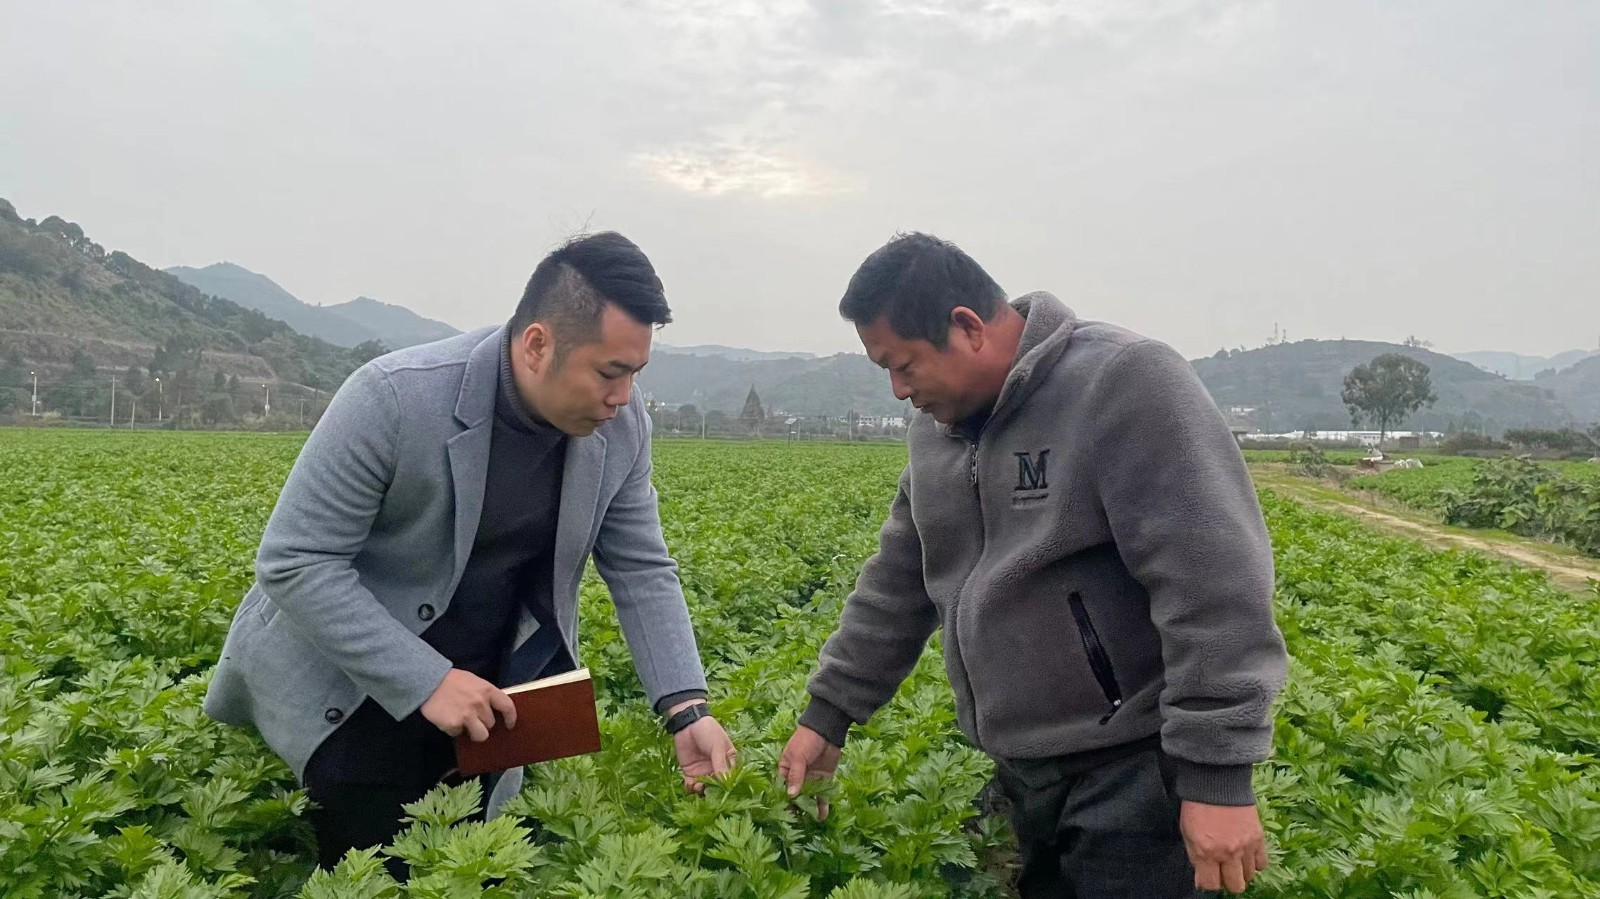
[1254,469,1600,594]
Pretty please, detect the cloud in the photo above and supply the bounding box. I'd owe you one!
[613,0,1274,190]
[633,141,854,198]
[874,0,1248,43]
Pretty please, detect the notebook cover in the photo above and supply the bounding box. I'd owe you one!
[453,671,602,776]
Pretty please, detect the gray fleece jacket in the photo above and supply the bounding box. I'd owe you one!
[801,292,1287,806]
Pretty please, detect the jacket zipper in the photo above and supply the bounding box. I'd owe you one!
[1067,591,1123,724]
[948,436,985,748]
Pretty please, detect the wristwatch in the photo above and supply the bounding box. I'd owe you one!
[664,702,713,734]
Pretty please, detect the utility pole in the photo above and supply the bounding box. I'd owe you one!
[130,396,137,426]
[110,375,117,426]
[298,398,306,428]
[30,371,38,417]
[263,384,271,417]
[155,377,163,422]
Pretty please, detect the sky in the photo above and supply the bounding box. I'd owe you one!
[2,0,1596,360]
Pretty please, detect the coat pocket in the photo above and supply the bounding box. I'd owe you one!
[1067,591,1123,723]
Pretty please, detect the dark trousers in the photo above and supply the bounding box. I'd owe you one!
[302,641,571,880]
[994,738,1208,899]
[304,735,499,882]
[304,779,480,881]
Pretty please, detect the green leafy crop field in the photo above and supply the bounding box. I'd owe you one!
[3,431,1598,897]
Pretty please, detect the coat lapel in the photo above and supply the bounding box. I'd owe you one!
[444,327,504,590]
[552,430,605,640]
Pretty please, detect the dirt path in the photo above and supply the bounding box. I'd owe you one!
[1252,469,1600,594]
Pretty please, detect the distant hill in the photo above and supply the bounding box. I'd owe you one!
[1452,348,1600,380]
[1540,355,1600,425]
[166,262,460,350]
[322,296,461,349]
[641,336,1596,429]
[0,198,373,421]
[639,351,905,416]
[6,201,1591,432]
[657,344,817,363]
[1195,340,1581,435]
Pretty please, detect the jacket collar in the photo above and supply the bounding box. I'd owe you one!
[942,291,1078,440]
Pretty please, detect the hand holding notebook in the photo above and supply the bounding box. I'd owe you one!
[453,667,602,776]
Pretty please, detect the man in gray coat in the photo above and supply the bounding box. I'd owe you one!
[205,232,734,875]
[779,234,1287,897]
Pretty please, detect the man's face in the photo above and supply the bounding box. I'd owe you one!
[856,315,985,425]
[525,303,652,436]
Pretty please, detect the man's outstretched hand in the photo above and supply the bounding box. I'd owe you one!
[779,725,842,819]
[671,701,737,794]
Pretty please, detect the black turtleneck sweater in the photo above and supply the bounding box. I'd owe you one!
[422,330,570,681]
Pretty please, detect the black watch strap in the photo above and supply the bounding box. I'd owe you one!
[664,702,712,734]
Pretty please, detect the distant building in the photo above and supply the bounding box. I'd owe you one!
[1247,429,1443,446]
[1222,406,1260,444]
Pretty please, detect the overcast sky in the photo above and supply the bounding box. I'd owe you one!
[3,1,1595,359]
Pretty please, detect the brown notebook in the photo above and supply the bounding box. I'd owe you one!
[453,668,602,776]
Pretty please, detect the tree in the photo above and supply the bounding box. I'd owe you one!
[1340,353,1437,443]
[37,215,83,246]
[201,394,236,426]
[676,403,699,434]
[47,348,102,418]
[351,340,388,364]
[705,409,730,435]
[69,348,96,380]
[1504,428,1598,455]
[123,365,147,399]
[150,335,204,377]
[0,349,21,414]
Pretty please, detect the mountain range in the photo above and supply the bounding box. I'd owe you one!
[0,199,372,419]
[166,262,460,351]
[2,196,1596,431]
[1452,348,1600,381]
[1193,341,1585,435]
[156,261,1600,425]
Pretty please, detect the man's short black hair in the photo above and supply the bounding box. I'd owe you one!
[511,232,672,357]
[838,232,1006,349]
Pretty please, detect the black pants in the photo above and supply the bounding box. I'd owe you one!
[303,704,491,881]
[994,739,1209,899]
[301,643,571,880]
[304,779,482,881]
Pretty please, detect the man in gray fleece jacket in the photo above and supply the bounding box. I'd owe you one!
[779,233,1287,897]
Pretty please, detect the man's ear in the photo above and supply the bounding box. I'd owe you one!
[949,306,986,352]
[522,322,554,372]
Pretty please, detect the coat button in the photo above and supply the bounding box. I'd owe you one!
[418,604,435,621]
[324,708,344,724]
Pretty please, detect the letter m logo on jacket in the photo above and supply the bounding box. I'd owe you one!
[1014,449,1049,492]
